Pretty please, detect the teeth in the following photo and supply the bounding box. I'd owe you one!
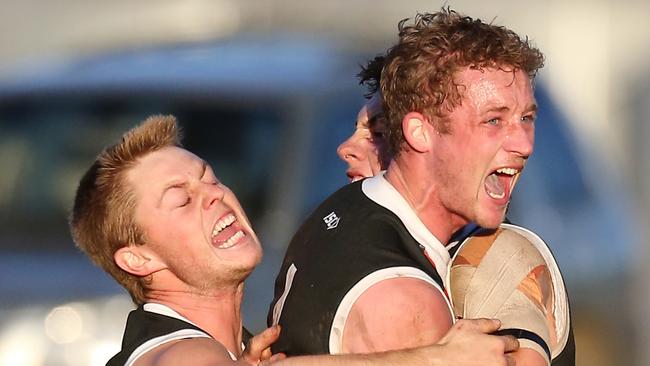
[218,230,245,249]
[487,191,505,199]
[212,214,236,237]
[496,167,519,176]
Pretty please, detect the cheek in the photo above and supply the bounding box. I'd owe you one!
[527,126,536,149]
[159,213,200,244]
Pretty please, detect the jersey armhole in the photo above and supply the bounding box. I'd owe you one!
[125,330,214,366]
[328,266,453,354]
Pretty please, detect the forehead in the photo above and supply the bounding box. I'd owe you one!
[131,146,202,179]
[356,104,370,128]
[366,94,383,119]
[456,67,534,109]
[127,146,207,195]
[356,94,384,129]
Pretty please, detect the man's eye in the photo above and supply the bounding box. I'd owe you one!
[486,118,499,126]
[521,114,536,123]
[179,197,191,207]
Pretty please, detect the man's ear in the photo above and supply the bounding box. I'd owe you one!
[402,112,431,153]
[114,245,166,277]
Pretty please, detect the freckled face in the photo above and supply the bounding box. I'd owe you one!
[429,67,536,229]
[128,146,262,290]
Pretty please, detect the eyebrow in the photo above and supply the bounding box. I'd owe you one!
[484,103,538,115]
[525,104,538,114]
[485,106,510,114]
[199,160,207,178]
[158,160,207,206]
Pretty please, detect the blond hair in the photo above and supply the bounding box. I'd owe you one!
[70,115,181,304]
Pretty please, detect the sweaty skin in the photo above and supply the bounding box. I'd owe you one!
[385,67,536,243]
[340,67,537,356]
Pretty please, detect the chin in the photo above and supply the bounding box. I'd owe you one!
[474,210,507,229]
[241,255,263,278]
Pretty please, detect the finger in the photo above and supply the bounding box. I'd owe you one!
[463,318,501,333]
[501,335,520,353]
[270,353,287,362]
[259,353,287,366]
[505,354,516,366]
[252,325,281,351]
[243,325,281,361]
[260,347,273,361]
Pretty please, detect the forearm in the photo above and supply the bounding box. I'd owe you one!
[270,347,431,366]
[268,319,518,366]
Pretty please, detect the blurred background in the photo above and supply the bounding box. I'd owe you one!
[0,0,648,365]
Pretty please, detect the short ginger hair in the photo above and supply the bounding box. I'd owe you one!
[380,8,545,157]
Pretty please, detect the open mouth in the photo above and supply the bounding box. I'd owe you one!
[211,212,246,249]
[349,175,364,183]
[484,167,520,202]
[346,169,366,183]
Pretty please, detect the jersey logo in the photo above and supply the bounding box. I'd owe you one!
[323,211,340,230]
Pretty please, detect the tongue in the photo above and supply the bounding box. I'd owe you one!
[485,173,505,197]
[213,223,240,246]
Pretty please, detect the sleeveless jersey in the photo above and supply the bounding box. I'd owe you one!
[106,303,220,366]
[268,175,453,355]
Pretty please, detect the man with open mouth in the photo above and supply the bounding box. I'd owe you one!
[270,8,573,366]
[335,45,575,366]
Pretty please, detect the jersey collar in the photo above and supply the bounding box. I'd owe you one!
[361,173,451,282]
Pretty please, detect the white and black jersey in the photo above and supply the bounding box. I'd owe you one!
[268,174,453,356]
[107,303,228,366]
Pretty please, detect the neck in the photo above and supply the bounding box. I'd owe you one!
[145,282,245,357]
[385,157,466,244]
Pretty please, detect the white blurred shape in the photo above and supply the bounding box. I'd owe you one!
[44,306,83,344]
[90,341,121,366]
[0,320,47,366]
[98,294,133,336]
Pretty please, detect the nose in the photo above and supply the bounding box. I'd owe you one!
[201,182,225,210]
[504,121,534,158]
[337,135,364,163]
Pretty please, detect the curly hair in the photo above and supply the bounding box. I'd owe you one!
[380,8,545,157]
[357,55,385,98]
[70,115,181,304]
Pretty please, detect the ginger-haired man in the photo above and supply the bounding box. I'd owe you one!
[270,8,573,366]
[335,32,574,366]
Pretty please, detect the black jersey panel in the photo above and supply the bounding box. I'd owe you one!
[268,181,445,356]
[106,306,206,366]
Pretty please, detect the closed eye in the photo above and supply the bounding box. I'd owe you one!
[179,196,191,207]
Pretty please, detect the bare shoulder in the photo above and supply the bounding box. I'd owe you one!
[134,337,236,366]
[342,276,453,353]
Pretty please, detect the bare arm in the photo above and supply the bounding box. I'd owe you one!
[132,337,237,366]
[133,325,285,366]
[133,319,518,366]
[342,277,453,352]
[270,319,518,366]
